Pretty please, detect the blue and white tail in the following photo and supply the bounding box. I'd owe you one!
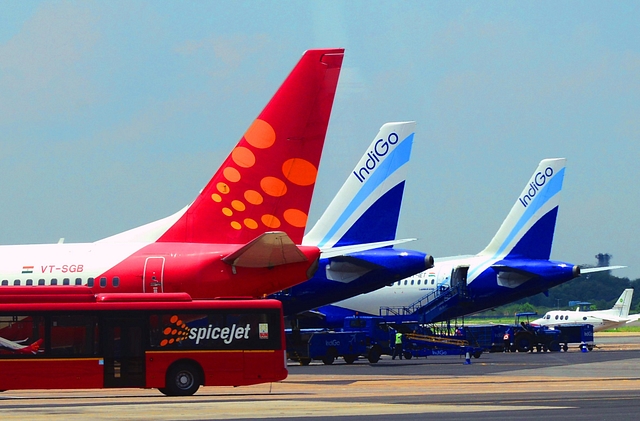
[303,121,415,249]
[479,158,566,260]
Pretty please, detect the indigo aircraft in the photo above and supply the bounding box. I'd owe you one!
[272,122,434,320]
[0,49,345,298]
[318,158,624,324]
[532,289,639,331]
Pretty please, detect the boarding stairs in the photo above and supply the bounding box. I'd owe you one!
[380,265,472,324]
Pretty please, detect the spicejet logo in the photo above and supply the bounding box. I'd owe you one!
[160,315,269,347]
[519,166,554,208]
[353,132,400,183]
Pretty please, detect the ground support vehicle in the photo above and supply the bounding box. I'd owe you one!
[0,288,287,396]
[508,312,562,352]
[286,316,393,365]
[550,323,595,351]
[286,330,367,365]
[402,333,483,359]
[463,325,508,353]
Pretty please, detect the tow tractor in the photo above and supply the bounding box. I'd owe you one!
[510,312,561,352]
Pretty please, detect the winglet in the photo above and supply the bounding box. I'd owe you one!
[222,231,308,268]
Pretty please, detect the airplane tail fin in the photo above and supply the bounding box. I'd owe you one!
[611,289,634,317]
[303,122,416,248]
[100,49,344,245]
[479,158,566,260]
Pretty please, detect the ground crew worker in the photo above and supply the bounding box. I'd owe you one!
[503,327,513,352]
[392,331,403,360]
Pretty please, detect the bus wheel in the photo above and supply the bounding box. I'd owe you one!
[163,362,202,396]
[367,347,381,364]
[343,355,357,364]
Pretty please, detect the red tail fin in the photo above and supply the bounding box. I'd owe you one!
[158,49,344,245]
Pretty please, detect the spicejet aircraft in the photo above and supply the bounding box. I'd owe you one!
[532,289,640,331]
[271,122,434,319]
[0,49,344,299]
[318,158,625,324]
[0,337,43,355]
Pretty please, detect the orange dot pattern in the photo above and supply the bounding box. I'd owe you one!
[208,119,318,238]
[160,315,190,347]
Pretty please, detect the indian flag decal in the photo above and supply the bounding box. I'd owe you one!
[22,266,34,274]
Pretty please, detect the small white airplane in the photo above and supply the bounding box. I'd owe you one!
[532,289,640,332]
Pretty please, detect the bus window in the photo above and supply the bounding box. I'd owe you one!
[0,315,45,357]
[50,315,99,356]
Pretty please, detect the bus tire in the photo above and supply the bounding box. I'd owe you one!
[367,347,381,364]
[163,361,202,396]
[343,355,357,364]
[322,354,335,365]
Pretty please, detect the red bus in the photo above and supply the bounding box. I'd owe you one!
[0,288,287,396]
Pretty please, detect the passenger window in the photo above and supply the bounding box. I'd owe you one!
[75,278,82,286]
[583,317,587,321]
[113,277,120,287]
[410,280,414,285]
[26,279,33,286]
[1,280,7,286]
[404,280,407,285]
[63,278,70,285]
[555,315,559,320]
[87,278,94,287]
[431,279,435,285]
[99,277,107,288]
[51,278,58,286]
[38,279,45,286]
[13,280,20,286]
[417,280,421,285]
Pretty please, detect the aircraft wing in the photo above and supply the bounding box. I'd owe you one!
[319,238,417,259]
[222,232,308,268]
[580,266,627,274]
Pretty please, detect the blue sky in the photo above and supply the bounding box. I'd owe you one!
[1,1,638,280]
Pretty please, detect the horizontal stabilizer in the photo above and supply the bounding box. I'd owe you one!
[580,265,627,274]
[599,315,626,323]
[491,264,537,288]
[222,232,308,268]
[320,238,417,259]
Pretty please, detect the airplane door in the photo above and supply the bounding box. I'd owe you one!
[102,318,146,388]
[143,257,165,293]
[451,265,470,296]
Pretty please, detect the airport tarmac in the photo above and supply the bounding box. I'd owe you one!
[1,333,639,420]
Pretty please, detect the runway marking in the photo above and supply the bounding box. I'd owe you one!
[0,400,572,420]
